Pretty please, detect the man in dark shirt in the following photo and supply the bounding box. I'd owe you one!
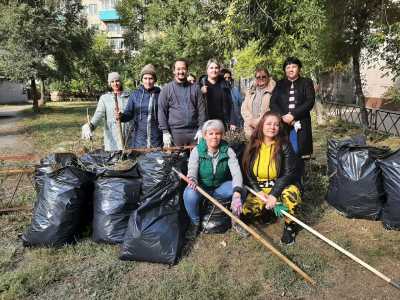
[158,59,206,146]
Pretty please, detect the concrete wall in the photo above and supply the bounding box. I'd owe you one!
[0,81,28,104]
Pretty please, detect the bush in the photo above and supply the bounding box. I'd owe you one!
[383,86,400,104]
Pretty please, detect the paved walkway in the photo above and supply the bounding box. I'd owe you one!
[0,105,35,155]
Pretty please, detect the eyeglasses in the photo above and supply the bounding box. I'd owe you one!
[256,76,267,80]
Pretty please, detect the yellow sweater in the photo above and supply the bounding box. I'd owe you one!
[253,142,277,181]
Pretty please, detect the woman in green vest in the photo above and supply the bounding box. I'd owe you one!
[183,119,243,240]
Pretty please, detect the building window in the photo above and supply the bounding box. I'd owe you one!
[102,0,118,9]
[109,38,124,50]
[106,23,122,33]
[86,4,97,16]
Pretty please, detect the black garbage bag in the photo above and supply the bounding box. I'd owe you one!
[201,198,232,234]
[92,172,142,244]
[120,152,185,265]
[327,145,389,219]
[80,149,142,244]
[34,153,77,193]
[137,151,187,195]
[326,135,366,176]
[22,153,92,247]
[326,136,366,206]
[79,149,140,177]
[377,149,400,230]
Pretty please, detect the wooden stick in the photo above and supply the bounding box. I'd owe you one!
[172,167,316,286]
[114,93,125,150]
[0,154,39,162]
[0,205,32,215]
[0,168,35,175]
[244,185,400,290]
[124,145,194,153]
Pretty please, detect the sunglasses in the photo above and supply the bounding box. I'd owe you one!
[256,76,267,80]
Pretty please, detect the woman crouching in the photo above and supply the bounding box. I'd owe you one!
[239,111,302,245]
[183,119,243,240]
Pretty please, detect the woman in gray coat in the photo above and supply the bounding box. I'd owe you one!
[81,72,133,151]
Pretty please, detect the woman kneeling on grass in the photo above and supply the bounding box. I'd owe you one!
[237,111,302,245]
[183,119,243,240]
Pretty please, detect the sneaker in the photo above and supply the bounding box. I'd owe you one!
[185,223,200,241]
[280,223,296,245]
[232,222,250,238]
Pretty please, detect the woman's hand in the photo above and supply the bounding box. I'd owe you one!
[201,85,208,94]
[282,113,294,125]
[264,194,277,210]
[231,192,242,216]
[187,179,197,190]
[114,108,121,121]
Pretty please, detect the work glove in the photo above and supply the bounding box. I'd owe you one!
[163,132,173,147]
[194,129,202,144]
[294,121,302,132]
[81,123,93,140]
[273,203,288,218]
[230,192,242,216]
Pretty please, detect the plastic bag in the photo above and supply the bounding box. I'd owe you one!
[79,149,140,178]
[92,175,141,244]
[120,152,185,264]
[23,153,92,247]
[201,198,232,234]
[327,145,389,219]
[326,136,366,207]
[378,149,400,230]
[80,150,142,243]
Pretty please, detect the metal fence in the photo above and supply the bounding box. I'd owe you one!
[323,101,400,136]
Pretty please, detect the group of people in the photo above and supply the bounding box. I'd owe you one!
[81,56,315,245]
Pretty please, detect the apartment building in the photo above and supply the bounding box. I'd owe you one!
[81,0,125,51]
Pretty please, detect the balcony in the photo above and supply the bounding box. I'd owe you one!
[99,9,119,21]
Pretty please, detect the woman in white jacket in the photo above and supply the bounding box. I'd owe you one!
[81,72,132,151]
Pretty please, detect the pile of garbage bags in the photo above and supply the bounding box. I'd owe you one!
[22,150,188,264]
[326,136,400,230]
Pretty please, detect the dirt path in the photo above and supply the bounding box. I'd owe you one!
[0,105,36,155]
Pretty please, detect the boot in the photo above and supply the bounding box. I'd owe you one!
[281,223,297,245]
[185,223,200,241]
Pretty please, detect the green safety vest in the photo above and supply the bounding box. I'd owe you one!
[197,139,231,188]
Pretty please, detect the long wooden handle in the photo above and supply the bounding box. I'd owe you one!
[244,185,400,290]
[114,93,124,149]
[124,145,195,153]
[172,168,316,286]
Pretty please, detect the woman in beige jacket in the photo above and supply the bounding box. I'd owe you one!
[241,67,276,138]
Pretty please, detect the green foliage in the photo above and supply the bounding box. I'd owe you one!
[118,0,232,83]
[0,1,91,81]
[383,86,400,104]
[224,0,326,78]
[232,41,270,78]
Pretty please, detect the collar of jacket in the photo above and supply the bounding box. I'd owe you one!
[284,76,302,85]
[108,91,130,97]
[138,85,161,94]
[197,138,229,158]
[248,79,276,95]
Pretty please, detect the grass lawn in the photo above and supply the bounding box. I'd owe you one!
[1,102,400,299]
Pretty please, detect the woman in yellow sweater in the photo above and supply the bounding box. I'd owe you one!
[239,111,302,245]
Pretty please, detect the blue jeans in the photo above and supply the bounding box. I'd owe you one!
[183,180,234,225]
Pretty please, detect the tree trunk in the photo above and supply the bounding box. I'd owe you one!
[352,49,369,132]
[38,78,46,106]
[31,77,39,112]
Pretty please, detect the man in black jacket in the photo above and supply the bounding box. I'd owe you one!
[270,57,315,180]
